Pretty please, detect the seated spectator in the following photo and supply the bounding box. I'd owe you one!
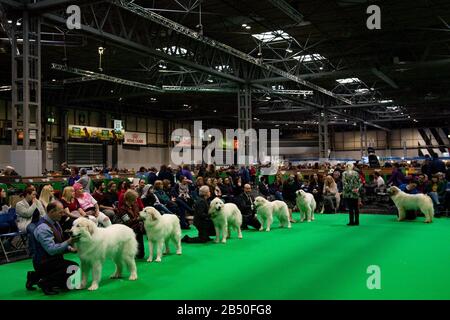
[269,175,284,201]
[236,184,261,230]
[117,180,131,207]
[180,164,193,181]
[158,165,174,185]
[73,183,111,227]
[154,180,190,228]
[387,163,405,187]
[425,174,446,216]
[258,176,271,198]
[135,179,147,197]
[308,173,324,213]
[374,171,386,191]
[60,162,71,176]
[38,185,55,209]
[400,179,419,194]
[0,187,9,211]
[181,186,215,243]
[141,184,180,218]
[76,168,91,194]
[92,181,116,223]
[172,175,194,208]
[192,176,205,201]
[147,167,158,185]
[233,176,243,196]
[16,187,46,232]
[67,166,79,186]
[117,190,145,258]
[220,177,235,201]
[135,166,148,180]
[27,201,78,295]
[323,175,340,213]
[60,186,85,235]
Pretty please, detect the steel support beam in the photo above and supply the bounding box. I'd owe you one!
[110,0,352,104]
[11,11,41,150]
[238,85,252,131]
[268,0,305,25]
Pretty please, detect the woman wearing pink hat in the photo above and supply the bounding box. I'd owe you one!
[73,183,111,227]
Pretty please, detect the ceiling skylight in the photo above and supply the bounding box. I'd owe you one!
[293,54,325,62]
[161,46,188,56]
[336,78,361,84]
[252,30,293,43]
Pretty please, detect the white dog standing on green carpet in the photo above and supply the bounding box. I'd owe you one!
[254,196,291,232]
[208,197,243,243]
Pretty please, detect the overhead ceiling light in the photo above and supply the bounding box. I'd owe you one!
[16,21,21,26]
[118,97,123,101]
[213,110,217,113]
[379,99,393,103]
[355,88,369,94]
[110,90,114,93]
[286,48,293,53]
[275,124,280,127]
[242,24,247,27]
[336,77,361,84]
[7,20,12,24]
[245,26,251,30]
[319,66,324,70]
[51,79,56,82]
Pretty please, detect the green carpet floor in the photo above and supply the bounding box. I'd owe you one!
[1,213,450,300]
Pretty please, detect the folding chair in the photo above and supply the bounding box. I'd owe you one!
[0,208,29,263]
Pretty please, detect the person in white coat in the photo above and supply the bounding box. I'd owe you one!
[16,187,46,232]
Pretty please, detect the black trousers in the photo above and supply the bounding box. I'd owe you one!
[33,259,79,289]
[346,198,360,225]
[242,215,262,230]
[135,230,145,258]
[182,221,215,243]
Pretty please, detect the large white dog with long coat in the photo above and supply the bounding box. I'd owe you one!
[254,196,291,231]
[296,190,316,222]
[208,197,243,243]
[70,217,138,291]
[139,206,182,262]
[388,186,434,223]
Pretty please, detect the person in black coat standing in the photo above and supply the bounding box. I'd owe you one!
[181,186,215,243]
[236,184,261,230]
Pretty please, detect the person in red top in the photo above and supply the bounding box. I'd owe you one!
[249,166,257,185]
[117,189,145,259]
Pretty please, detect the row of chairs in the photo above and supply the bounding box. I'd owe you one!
[0,208,29,263]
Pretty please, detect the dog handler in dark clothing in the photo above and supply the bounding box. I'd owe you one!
[236,184,261,230]
[28,201,78,295]
[182,186,215,243]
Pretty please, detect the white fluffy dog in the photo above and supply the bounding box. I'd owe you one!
[70,217,138,291]
[387,186,434,223]
[208,197,243,243]
[296,190,316,222]
[254,196,291,231]
[139,206,182,262]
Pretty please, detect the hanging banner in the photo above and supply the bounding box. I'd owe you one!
[124,132,147,145]
[68,125,124,141]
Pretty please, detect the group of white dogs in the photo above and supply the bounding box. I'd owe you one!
[69,186,434,291]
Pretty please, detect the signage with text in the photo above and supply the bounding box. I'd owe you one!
[124,132,147,145]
